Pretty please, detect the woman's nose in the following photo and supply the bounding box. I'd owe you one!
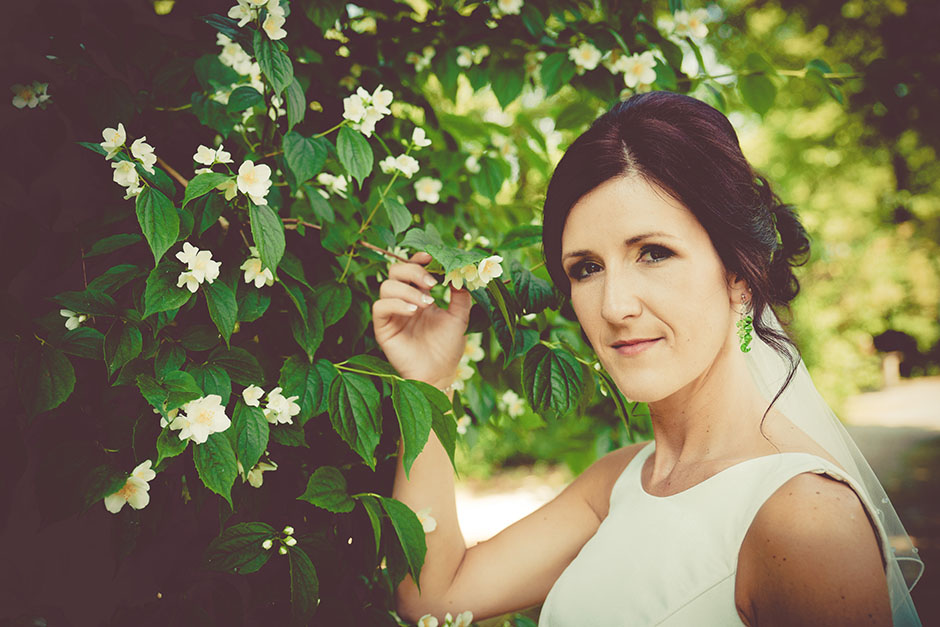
[600,270,643,323]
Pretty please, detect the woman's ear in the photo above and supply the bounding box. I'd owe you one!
[726,273,750,306]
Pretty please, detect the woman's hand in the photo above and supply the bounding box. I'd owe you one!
[372,251,473,388]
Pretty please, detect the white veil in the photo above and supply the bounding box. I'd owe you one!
[746,312,924,625]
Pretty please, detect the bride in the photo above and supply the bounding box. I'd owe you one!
[371,91,923,626]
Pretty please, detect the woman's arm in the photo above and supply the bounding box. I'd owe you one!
[736,473,892,626]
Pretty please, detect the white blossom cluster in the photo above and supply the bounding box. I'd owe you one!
[417,610,473,627]
[456,45,489,69]
[443,255,504,293]
[316,172,349,199]
[60,309,87,330]
[405,46,435,72]
[176,241,221,293]
[10,81,51,109]
[193,143,234,174]
[167,394,232,444]
[236,160,273,205]
[99,123,158,199]
[342,84,394,137]
[450,332,487,394]
[491,0,523,18]
[104,460,156,514]
[242,384,301,425]
[240,246,274,288]
[499,388,526,418]
[379,154,420,179]
[228,0,287,40]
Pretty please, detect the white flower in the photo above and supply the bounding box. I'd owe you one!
[268,94,286,121]
[456,415,471,435]
[263,387,301,425]
[464,154,481,174]
[175,242,220,284]
[464,333,484,362]
[60,309,87,330]
[156,407,179,428]
[411,127,431,149]
[169,394,231,444]
[246,460,277,488]
[417,616,438,627]
[414,177,442,204]
[569,42,602,71]
[215,144,233,164]
[242,384,265,407]
[673,8,709,39]
[394,154,420,178]
[262,11,287,40]
[444,263,484,291]
[455,359,475,383]
[621,51,658,88]
[217,178,238,200]
[177,271,200,293]
[495,0,522,14]
[316,172,348,198]
[452,611,473,627]
[407,46,435,71]
[100,123,127,159]
[472,45,490,65]
[130,137,157,175]
[342,93,366,123]
[237,160,273,205]
[500,389,525,417]
[227,1,255,27]
[11,81,50,109]
[104,460,156,514]
[456,46,474,68]
[370,84,393,113]
[111,160,139,189]
[193,145,217,166]
[379,155,396,175]
[416,507,437,533]
[477,255,504,285]
[240,254,275,288]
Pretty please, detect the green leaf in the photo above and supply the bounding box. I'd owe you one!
[738,74,776,116]
[193,432,238,507]
[541,52,577,97]
[383,197,412,235]
[188,363,232,405]
[344,354,398,376]
[522,345,583,416]
[53,289,118,316]
[500,224,542,249]
[470,156,507,201]
[236,287,271,322]
[203,280,238,347]
[232,401,269,471]
[135,186,180,266]
[285,78,306,131]
[154,343,186,379]
[163,370,205,412]
[183,172,232,209]
[337,125,373,188]
[191,92,236,137]
[491,62,525,108]
[226,85,264,113]
[279,251,312,289]
[15,343,75,416]
[180,325,220,351]
[327,371,381,469]
[297,466,355,513]
[83,465,129,511]
[358,494,383,559]
[87,264,144,294]
[312,283,351,328]
[391,380,433,479]
[137,373,167,411]
[279,356,336,423]
[270,422,307,447]
[204,521,277,574]
[209,346,264,385]
[653,61,678,91]
[520,3,546,37]
[511,263,555,314]
[84,233,143,258]
[379,497,427,589]
[59,327,105,360]
[195,193,227,236]
[290,299,323,360]
[253,30,293,96]
[249,202,286,275]
[104,322,143,377]
[156,427,189,466]
[144,261,193,318]
[283,132,327,186]
[289,546,319,624]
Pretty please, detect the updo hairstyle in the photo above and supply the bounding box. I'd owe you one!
[541,91,810,378]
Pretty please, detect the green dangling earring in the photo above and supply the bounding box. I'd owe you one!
[737,292,753,353]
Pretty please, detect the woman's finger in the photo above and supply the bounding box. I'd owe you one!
[388,257,439,290]
[379,279,436,308]
[372,297,419,328]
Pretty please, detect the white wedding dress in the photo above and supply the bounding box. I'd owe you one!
[538,441,918,626]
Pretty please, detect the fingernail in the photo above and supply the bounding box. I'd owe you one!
[423,276,437,287]
[421,295,434,304]
[406,304,418,312]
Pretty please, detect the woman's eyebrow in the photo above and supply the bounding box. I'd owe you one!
[562,231,676,262]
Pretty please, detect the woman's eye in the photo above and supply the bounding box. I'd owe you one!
[570,261,601,280]
[639,245,674,263]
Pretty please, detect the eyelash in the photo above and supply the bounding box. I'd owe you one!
[567,245,675,281]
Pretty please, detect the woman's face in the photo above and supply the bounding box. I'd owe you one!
[560,175,739,403]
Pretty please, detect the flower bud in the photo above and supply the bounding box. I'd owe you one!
[282,525,294,536]
[262,539,273,550]
[278,546,288,555]
[284,536,297,547]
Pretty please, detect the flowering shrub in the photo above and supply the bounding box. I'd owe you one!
[7,0,846,623]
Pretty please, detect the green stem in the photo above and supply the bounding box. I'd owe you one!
[314,120,347,138]
[334,363,403,380]
[154,103,193,111]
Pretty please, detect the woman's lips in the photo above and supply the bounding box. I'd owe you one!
[610,338,661,356]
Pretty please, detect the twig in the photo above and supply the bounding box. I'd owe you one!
[157,156,189,188]
[79,245,88,288]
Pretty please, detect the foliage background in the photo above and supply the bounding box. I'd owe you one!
[0,0,937,625]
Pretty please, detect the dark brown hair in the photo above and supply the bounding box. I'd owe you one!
[542,91,810,392]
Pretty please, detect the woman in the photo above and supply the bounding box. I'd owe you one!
[372,92,923,625]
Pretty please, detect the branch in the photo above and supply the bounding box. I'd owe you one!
[157,156,189,188]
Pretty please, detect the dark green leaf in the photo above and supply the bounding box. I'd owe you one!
[541,52,577,97]
[237,286,271,322]
[344,354,398,376]
[59,327,104,360]
[232,401,269,471]
[279,356,336,423]
[193,432,238,507]
[84,233,143,258]
[289,546,319,624]
[739,74,776,116]
[209,346,264,386]
[279,251,312,289]
[191,92,236,137]
[154,343,185,379]
[297,466,355,513]
[104,322,143,377]
[521,4,546,37]
[250,202,286,275]
[312,283,351,328]
[188,363,232,405]
[180,325,220,351]
[337,125,373,188]
[144,261,193,318]
[15,343,75,416]
[522,345,583,415]
[511,264,555,314]
[500,224,542,250]
[226,86,264,113]
[200,14,253,52]
[204,521,277,574]
[491,62,526,108]
[203,280,238,347]
[391,380,433,479]
[135,186,180,266]
[283,132,327,186]
[653,61,678,91]
[254,30,293,95]
[290,299,323,360]
[358,494,383,559]
[470,156,507,201]
[286,78,306,131]
[163,370,205,412]
[53,289,118,316]
[156,427,189,466]
[83,465,129,511]
[195,193,227,236]
[87,264,143,294]
[183,172,232,209]
[270,422,307,447]
[327,371,381,468]
[379,497,427,589]
[383,197,412,235]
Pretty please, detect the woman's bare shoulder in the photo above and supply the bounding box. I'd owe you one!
[572,441,650,521]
